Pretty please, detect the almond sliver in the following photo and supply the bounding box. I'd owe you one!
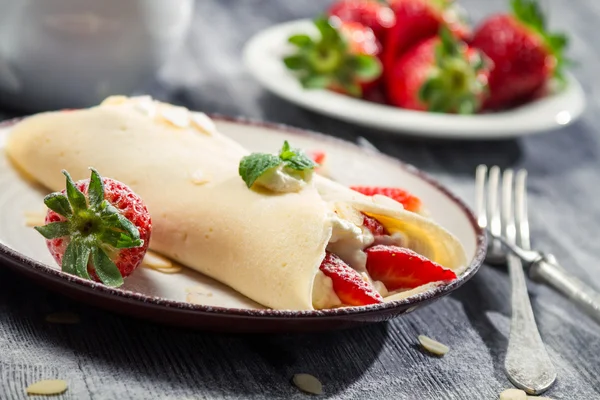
[142,251,174,269]
[499,388,527,400]
[418,335,449,356]
[292,373,323,395]
[24,211,46,227]
[26,379,68,395]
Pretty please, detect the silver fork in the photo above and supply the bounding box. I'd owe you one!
[476,165,556,395]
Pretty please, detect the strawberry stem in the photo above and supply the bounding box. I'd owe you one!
[419,27,489,114]
[34,169,143,287]
[283,16,381,97]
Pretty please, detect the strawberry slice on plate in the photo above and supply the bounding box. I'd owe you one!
[34,168,151,287]
[319,252,383,306]
[350,185,423,213]
[365,245,457,291]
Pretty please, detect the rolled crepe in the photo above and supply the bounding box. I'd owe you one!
[5,96,467,310]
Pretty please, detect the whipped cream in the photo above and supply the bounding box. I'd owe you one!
[254,165,313,193]
[325,211,374,272]
[312,270,342,310]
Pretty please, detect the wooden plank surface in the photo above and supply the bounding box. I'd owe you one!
[1,0,600,398]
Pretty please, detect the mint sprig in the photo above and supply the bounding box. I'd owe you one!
[239,141,317,188]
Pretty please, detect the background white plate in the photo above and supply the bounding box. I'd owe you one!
[243,19,586,140]
[0,117,485,331]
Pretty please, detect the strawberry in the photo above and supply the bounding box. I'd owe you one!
[386,27,491,113]
[365,245,457,291]
[283,16,382,97]
[382,0,470,86]
[34,169,151,287]
[471,0,568,110]
[362,213,387,236]
[327,0,396,41]
[319,252,383,306]
[350,185,423,213]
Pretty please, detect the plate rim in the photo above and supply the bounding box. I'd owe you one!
[0,115,487,319]
[243,18,586,139]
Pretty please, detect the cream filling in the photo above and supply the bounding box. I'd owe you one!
[254,165,314,193]
[312,271,342,310]
[326,211,374,272]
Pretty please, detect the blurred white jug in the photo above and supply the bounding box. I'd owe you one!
[0,0,193,112]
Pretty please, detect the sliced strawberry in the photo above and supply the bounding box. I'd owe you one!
[365,245,457,291]
[319,252,383,306]
[362,213,387,236]
[308,150,326,166]
[283,17,382,98]
[350,185,423,213]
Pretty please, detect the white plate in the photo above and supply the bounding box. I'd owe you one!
[243,19,586,140]
[0,117,485,332]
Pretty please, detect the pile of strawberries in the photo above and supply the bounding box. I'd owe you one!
[284,0,568,113]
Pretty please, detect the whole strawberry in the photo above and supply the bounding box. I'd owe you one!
[327,0,396,41]
[35,169,151,287]
[387,27,491,113]
[382,0,470,86]
[283,16,382,97]
[471,0,568,110]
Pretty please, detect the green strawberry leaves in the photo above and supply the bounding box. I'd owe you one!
[35,221,70,239]
[34,168,143,287]
[419,26,490,114]
[282,16,382,97]
[511,0,569,82]
[239,141,317,189]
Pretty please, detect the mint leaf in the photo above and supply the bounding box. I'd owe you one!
[87,168,105,209]
[43,193,72,218]
[34,221,70,239]
[62,170,87,212]
[91,246,124,287]
[239,153,282,188]
[278,141,318,171]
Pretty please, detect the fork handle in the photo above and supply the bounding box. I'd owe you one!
[529,254,600,324]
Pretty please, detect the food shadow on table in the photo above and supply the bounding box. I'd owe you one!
[0,267,390,398]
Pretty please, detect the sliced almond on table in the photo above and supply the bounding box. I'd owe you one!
[292,373,323,395]
[26,379,68,395]
[499,388,527,400]
[45,312,80,324]
[418,335,449,356]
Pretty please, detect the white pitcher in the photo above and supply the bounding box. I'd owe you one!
[0,0,193,112]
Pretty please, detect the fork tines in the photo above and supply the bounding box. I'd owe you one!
[475,165,530,263]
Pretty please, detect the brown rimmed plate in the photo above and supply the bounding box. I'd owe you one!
[0,116,486,332]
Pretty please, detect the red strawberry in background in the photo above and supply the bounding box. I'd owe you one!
[319,252,383,306]
[471,0,568,110]
[365,245,457,291]
[383,0,470,86]
[35,169,151,287]
[386,27,491,113]
[327,0,396,41]
[351,185,423,213]
[283,16,382,98]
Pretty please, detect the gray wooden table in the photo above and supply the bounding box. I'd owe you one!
[1,1,600,399]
